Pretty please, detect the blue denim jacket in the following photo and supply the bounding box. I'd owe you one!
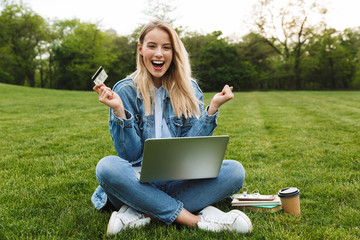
[91,74,219,210]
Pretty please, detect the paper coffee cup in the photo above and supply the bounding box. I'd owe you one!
[278,187,301,215]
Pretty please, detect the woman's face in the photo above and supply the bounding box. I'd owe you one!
[138,28,173,86]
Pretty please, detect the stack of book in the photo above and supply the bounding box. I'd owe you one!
[231,194,282,213]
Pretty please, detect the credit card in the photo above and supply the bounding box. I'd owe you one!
[92,66,108,85]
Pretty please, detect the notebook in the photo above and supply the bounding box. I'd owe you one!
[138,135,229,182]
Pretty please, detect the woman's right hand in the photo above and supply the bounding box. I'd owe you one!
[93,83,126,118]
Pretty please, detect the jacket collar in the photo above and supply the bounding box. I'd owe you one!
[130,72,170,100]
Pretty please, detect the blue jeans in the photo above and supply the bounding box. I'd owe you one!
[96,156,245,224]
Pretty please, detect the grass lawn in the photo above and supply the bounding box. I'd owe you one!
[0,83,359,239]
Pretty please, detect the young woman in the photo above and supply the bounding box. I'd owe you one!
[92,20,252,235]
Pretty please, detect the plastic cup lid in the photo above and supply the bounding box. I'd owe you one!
[278,187,300,198]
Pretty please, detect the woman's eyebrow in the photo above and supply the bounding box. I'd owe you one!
[146,41,172,46]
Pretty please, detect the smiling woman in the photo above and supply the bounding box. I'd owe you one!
[134,20,200,119]
[91,19,251,236]
[138,28,173,88]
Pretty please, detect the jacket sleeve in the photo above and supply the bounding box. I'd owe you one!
[108,81,143,162]
[181,80,219,137]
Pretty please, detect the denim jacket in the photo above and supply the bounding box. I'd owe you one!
[91,74,219,210]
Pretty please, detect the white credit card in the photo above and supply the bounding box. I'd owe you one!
[92,66,108,85]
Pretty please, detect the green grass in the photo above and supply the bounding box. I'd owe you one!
[1,83,359,239]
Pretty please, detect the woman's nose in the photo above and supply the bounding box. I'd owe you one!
[155,47,163,57]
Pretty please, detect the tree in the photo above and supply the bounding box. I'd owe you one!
[183,31,251,91]
[104,30,137,87]
[235,32,279,89]
[252,0,327,89]
[143,0,177,24]
[303,28,357,89]
[51,20,116,90]
[0,2,47,86]
[341,27,360,89]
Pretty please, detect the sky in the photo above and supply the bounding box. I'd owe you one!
[24,0,360,38]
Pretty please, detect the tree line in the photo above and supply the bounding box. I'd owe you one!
[1,1,360,91]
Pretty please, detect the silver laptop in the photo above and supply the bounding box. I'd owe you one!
[138,135,229,182]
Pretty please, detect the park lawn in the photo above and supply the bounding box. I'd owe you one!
[0,83,359,239]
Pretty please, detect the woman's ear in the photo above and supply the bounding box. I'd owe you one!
[138,43,143,56]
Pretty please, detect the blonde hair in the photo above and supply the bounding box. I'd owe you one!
[134,20,200,119]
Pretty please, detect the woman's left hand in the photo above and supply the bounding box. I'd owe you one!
[207,85,234,115]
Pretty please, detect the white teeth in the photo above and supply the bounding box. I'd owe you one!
[152,61,164,64]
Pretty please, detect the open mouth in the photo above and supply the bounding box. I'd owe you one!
[152,61,165,69]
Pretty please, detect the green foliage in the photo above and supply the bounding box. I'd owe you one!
[183,31,257,91]
[1,1,360,91]
[342,27,360,89]
[51,20,116,90]
[235,32,279,89]
[0,2,47,86]
[105,32,137,87]
[1,83,360,239]
[196,32,243,91]
[49,19,137,90]
[302,28,358,90]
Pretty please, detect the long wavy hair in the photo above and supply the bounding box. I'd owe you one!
[133,20,200,119]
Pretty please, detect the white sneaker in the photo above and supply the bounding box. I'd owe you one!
[197,206,253,233]
[106,205,151,235]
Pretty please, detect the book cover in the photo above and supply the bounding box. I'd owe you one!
[231,195,281,206]
[236,205,283,213]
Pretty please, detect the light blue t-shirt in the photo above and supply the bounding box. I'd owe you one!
[153,87,172,139]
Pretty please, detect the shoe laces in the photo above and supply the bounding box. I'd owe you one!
[118,206,146,224]
[200,211,239,225]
